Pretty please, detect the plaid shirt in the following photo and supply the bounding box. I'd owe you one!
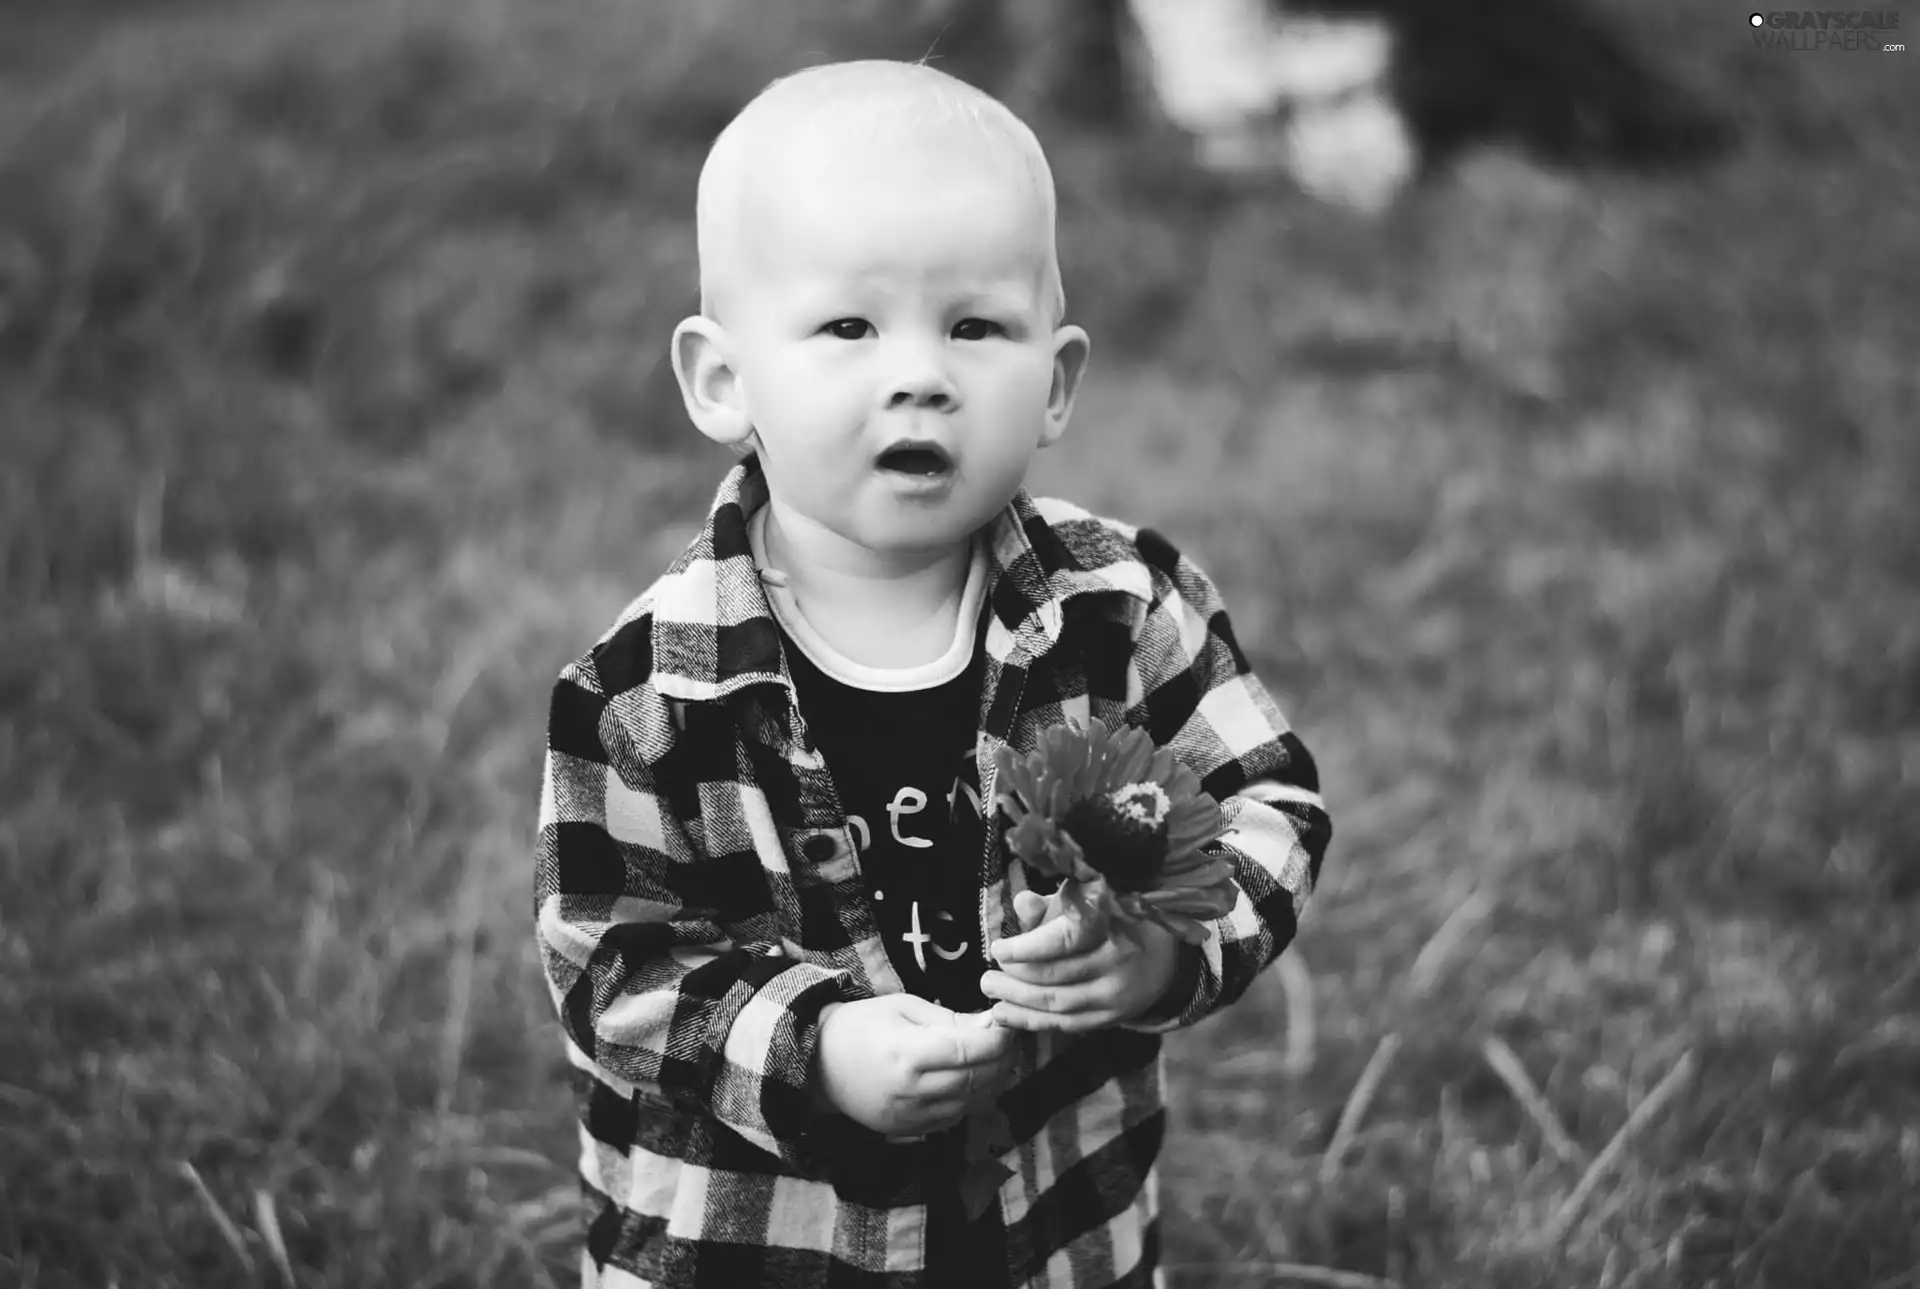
[535,459,1332,1289]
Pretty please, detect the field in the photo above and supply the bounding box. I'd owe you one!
[1,1,1916,1285]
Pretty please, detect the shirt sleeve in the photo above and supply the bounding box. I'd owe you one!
[1116,528,1333,1034]
[533,654,849,1169]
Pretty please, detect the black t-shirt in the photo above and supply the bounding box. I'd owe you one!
[780,626,990,1015]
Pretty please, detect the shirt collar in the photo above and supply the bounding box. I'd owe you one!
[648,455,1154,704]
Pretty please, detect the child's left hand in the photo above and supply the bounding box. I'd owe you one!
[980,889,1183,1032]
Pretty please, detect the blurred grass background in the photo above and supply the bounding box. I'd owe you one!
[1,1,1916,1285]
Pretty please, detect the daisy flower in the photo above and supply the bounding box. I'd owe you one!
[992,717,1236,946]
[957,719,1237,1219]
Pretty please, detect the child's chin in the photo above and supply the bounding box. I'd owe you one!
[858,512,989,555]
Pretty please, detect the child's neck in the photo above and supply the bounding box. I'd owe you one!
[761,501,973,670]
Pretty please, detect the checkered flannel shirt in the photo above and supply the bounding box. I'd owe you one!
[535,459,1332,1288]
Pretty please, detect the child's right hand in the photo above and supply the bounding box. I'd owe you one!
[813,994,1018,1138]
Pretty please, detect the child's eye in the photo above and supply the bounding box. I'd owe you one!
[823,319,871,340]
[952,318,1003,341]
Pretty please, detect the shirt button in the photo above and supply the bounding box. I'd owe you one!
[803,835,837,864]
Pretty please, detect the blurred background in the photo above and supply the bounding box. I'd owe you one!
[1,1,1916,1285]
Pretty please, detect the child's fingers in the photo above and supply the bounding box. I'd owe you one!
[915,1059,1014,1105]
[1012,889,1048,931]
[979,970,1117,1018]
[914,1066,972,1102]
[983,892,1049,967]
[986,1001,1107,1034]
[887,994,961,1027]
[993,951,1108,987]
[910,1016,1017,1073]
[991,905,1104,965]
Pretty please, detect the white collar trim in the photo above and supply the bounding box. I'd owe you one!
[748,506,987,693]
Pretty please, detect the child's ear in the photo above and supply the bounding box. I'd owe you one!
[670,316,754,449]
[1039,323,1091,449]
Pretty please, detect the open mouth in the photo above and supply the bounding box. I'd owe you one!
[876,441,954,476]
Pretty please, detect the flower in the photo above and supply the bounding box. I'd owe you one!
[955,720,1238,1219]
[992,717,1237,945]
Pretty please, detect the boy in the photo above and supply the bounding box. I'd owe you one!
[535,59,1331,1289]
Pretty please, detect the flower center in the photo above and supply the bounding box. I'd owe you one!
[1060,781,1173,893]
[1108,782,1170,828]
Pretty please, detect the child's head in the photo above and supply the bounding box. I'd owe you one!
[670,60,1091,562]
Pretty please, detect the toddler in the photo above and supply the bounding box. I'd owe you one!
[534,58,1331,1289]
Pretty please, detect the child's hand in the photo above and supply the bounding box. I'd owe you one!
[980,889,1182,1033]
[813,994,1018,1138]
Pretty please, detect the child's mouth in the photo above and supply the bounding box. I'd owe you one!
[876,441,954,476]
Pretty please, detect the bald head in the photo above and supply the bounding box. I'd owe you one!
[695,60,1067,325]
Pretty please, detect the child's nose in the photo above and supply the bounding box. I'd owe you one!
[888,382,954,411]
[884,343,958,410]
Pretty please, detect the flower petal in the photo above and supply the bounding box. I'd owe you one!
[1132,882,1238,918]
[1165,794,1223,832]
[1158,823,1227,868]
[1047,778,1074,820]
[995,747,1044,815]
[1044,832,1097,883]
[1046,875,1116,934]
[1073,729,1106,797]
[1112,734,1156,787]
[1152,856,1237,890]
[1157,841,1207,870]
[1153,911,1217,945]
[1162,763,1207,804]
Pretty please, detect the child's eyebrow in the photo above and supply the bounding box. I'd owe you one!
[951,282,1045,314]
[785,279,1041,317]
[788,286,875,319]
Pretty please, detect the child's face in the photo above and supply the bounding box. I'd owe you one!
[722,146,1077,557]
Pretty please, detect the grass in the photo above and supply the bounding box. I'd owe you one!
[1,1,1916,1285]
